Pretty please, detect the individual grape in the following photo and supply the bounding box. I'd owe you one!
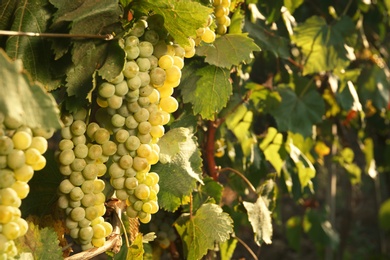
[69,186,84,201]
[111,114,126,128]
[134,108,150,123]
[101,222,113,238]
[12,131,32,150]
[125,36,140,47]
[123,61,139,79]
[72,135,86,146]
[11,181,30,199]
[0,169,16,188]
[79,226,93,241]
[134,184,150,200]
[0,136,14,155]
[2,222,20,240]
[201,27,216,43]
[59,139,74,151]
[139,41,154,58]
[159,96,179,113]
[158,55,174,70]
[81,193,96,207]
[102,141,117,156]
[82,164,99,180]
[173,56,184,69]
[108,163,125,179]
[0,188,21,207]
[138,71,151,87]
[138,121,152,135]
[157,85,174,98]
[144,30,160,45]
[109,72,124,84]
[139,85,154,97]
[125,45,140,60]
[106,95,123,110]
[94,128,110,145]
[7,150,25,170]
[137,144,152,158]
[137,57,151,72]
[139,213,151,224]
[111,177,125,190]
[70,171,86,187]
[165,65,181,83]
[13,165,34,182]
[115,129,129,143]
[24,148,41,165]
[118,154,133,169]
[88,145,103,160]
[150,67,166,86]
[70,207,86,222]
[30,136,48,154]
[127,75,142,91]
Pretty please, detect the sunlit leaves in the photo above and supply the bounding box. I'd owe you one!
[196,34,260,68]
[291,15,356,75]
[181,64,232,119]
[154,127,203,211]
[259,127,284,174]
[132,0,212,47]
[0,50,61,130]
[175,204,233,260]
[243,196,273,245]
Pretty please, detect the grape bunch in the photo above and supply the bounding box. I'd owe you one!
[147,210,178,250]
[193,14,216,45]
[213,0,231,35]
[94,17,184,224]
[56,110,113,250]
[0,115,51,259]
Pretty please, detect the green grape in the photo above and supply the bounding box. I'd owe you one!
[79,218,91,228]
[59,179,75,194]
[152,41,168,58]
[88,145,103,160]
[137,144,152,158]
[61,126,73,139]
[4,116,22,130]
[0,188,21,207]
[71,120,87,136]
[214,5,225,17]
[139,213,151,224]
[147,150,159,165]
[81,193,96,207]
[148,89,160,105]
[79,226,93,241]
[159,96,179,113]
[157,85,174,98]
[138,71,151,87]
[148,111,164,126]
[166,45,176,56]
[125,45,140,60]
[125,36,140,47]
[138,133,152,144]
[132,157,148,172]
[69,199,81,208]
[0,169,16,188]
[74,144,88,159]
[86,123,100,140]
[173,56,184,69]
[148,55,159,69]
[94,193,106,205]
[59,139,74,151]
[65,217,78,230]
[134,108,150,123]
[118,155,133,169]
[138,121,152,135]
[70,207,86,222]
[127,75,142,91]
[149,200,159,214]
[108,163,125,179]
[133,200,143,211]
[69,186,84,201]
[124,177,138,190]
[82,164,99,180]
[58,195,69,209]
[127,102,141,114]
[116,189,129,200]
[134,183,150,200]
[117,104,130,118]
[13,165,34,182]
[11,181,30,199]
[91,216,104,226]
[30,136,48,154]
[107,95,123,110]
[7,149,25,170]
[109,72,124,84]
[137,57,151,72]
[102,141,117,156]
[217,24,227,35]
[144,30,159,45]
[69,169,85,184]
[111,177,125,189]
[158,55,174,70]
[73,108,88,121]
[92,223,106,239]
[142,202,153,213]
[71,158,86,171]
[165,65,181,84]
[92,237,105,247]
[12,131,32,150]
[85,206,99,221]
[72,135,86,146]
[94,128,110,145]
[139,41,154,58]
[123,61,139,79]
[150,67,166,86]
[116,143,128,157]
[201,27,216,43]
[81,180,95,194]
[96,163,107,177]
[31,154,46,171]
[0,136,14,155]
[24,148,41,165]
[125,167,137,178]
[111,114,126,128]
[115,129,129,143]
[2,222,20,240]
[126,205,138,218]
[150,125,164,139]
[184,47,195,58]
[98,82,116,99]
[139,85,154,97]
[95,203,106,217]
[114,81,129,97]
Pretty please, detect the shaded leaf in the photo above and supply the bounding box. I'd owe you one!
[244,20,290,59]
[0,0,17,31]
[291,15,356,75]
[16,222,62,260]
[154,127,203,211]
[379,198,390,231]
[285,216,302,251]
[175,204,233,260]
[270,85,325,137]
[196,34,260,68]
[0,49,61,129]
[243,196,273,245]
[5,0,58,89]
[97,41,126,82]
[192,177,224,211]
[181,64,232,119]
[132,0,212,47]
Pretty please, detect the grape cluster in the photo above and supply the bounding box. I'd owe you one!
[0,115,51,259]
[147,210,177,250]
[213,0,231,35]
[94,17,183,224]
[57,110,113,250]
[193,14,216,45]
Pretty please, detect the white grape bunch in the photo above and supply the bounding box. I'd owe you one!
[57,109,113,250]
[213,0,231,35]
[0,114,51,259]
[94,16,184,224]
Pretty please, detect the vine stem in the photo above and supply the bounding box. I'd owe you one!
[218,167,257,195]
[0,30,114,40]
[232,234,258,260]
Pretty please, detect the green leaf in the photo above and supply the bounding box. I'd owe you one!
[244,20,290,59]
[284,0,304,14]
[270,85,325,137]
[132,0,212,47]
[127,233,144,260]
[0,50,61,129]
[285,216,302,251]
[219,238,238,260]
[5,0,59,88]
[196,34,260,68]
[97,40,126,82]
[0,0,17,31]
[243,196,273,245]
[15,222,63,260]
[246,83,282,112]
[291,15,356,75]
[379,198,390,231]
[259,127,284,174]
[175,203,233,260]
[181,64,232,119]
[154,127,203,211]
[192,177,224,211]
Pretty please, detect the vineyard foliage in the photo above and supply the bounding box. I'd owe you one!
[0,0,390,259]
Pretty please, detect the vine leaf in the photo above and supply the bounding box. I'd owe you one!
[132,0,212,47]
[97,41,126,82]
[5,0,58,89]
[291,15,356,75]
[175,204,233,260]
[181,64,232,119]
[243,196,273,245]
[0,0,17,31]
[154,127,203,212]
[192,177,224,212]
[127,233,144,260]
[270,85,325,137]
[0,50,61,130]
[196,34,260,68]
[259,127,284,174]
[15,222,63,260]
[244,20,290,59]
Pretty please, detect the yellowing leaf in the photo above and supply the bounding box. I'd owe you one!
[175,204,233,260]
[196,34,260,68]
